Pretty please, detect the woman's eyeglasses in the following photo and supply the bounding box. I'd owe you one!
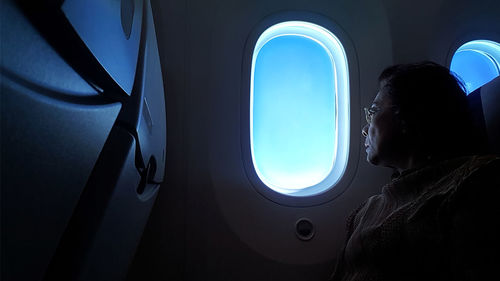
[364,105,398,124]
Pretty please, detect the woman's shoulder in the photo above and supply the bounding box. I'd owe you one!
[452,154,500,194]
[423,154,499,193]
[428,154,500,222]
[451,154,500,189]
[460,154,500,173]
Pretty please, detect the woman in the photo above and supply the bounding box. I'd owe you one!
[331,62,500,281]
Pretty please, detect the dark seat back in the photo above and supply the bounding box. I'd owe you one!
[467,76,500,154]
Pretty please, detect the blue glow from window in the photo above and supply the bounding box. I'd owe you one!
[251,21,350,196]
[253,35,336,188]
[450,40,500,94]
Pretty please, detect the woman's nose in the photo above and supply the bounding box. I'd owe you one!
[362,124,369,137]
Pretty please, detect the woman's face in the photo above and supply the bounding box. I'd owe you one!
[362,84,410,169]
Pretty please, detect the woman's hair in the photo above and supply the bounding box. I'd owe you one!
[378,61,478,161]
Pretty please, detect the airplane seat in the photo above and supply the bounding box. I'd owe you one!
[466,85,490,154]
[467,76,500,154]
[1,0,166,281]
[478,76,500,154]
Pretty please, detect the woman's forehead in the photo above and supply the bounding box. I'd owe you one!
[373,89,393,106]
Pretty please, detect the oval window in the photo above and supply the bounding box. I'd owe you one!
[250,21,349,196]
[450,40,500,94]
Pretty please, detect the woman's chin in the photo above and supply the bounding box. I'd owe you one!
[366,150,380,166]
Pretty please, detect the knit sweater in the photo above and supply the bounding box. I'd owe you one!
[331,155,500,281]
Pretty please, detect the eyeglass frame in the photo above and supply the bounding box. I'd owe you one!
[363,105,399,124]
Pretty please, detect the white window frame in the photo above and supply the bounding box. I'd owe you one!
[249,21,350,197]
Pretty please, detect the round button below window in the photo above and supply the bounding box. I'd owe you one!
[295,218,315,241]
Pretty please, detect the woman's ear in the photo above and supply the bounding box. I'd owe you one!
[392,106,401,115]
[392,108,407,133]
[401,121,407,134]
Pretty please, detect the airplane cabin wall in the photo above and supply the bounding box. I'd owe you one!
[380,0,500,64]
[128,0,500,280]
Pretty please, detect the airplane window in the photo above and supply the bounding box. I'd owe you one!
[450,40,500,94]
[250,21,349,196]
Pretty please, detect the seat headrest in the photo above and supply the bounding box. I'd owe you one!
[468,76,500,154]
[479,76,500,153]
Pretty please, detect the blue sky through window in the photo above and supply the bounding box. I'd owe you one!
[252,34,336,191]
